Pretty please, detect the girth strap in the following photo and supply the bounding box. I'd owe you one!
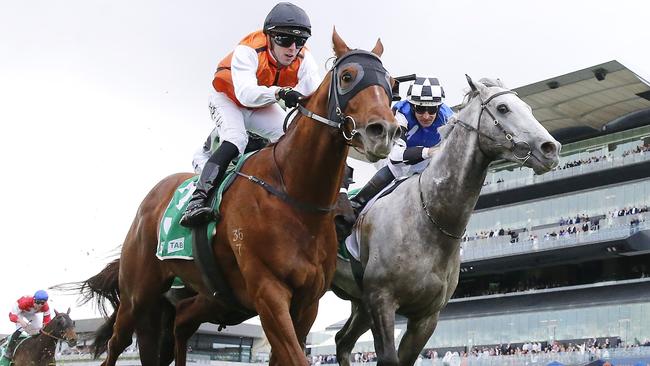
[191,224,256,318]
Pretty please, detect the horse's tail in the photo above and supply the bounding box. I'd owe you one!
[79,258,121,315]
[93,310,117,358]
[84,258,121,358]
[52,258,121,314]
[52,258,121,359]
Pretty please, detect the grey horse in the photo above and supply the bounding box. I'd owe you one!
[332,76,561,366]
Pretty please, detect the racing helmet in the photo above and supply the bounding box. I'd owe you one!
[263,2,311,38]
[406,77,445,106]
[34,290,49,302]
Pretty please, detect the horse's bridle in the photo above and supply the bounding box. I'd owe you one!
[40,328,74,344]
[284,49,392,142]
[419,88,533,240]
[455,89,533,164]
[244,50,392,213]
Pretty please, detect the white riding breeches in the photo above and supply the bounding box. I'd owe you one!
[208,90,286,155]
[192,91,286,174]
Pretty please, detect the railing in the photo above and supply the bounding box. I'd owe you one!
[55,352,264,365]
[480,151,650,195]
[461,215,648,262]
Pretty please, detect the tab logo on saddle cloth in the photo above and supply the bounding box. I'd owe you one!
[167,238,185,253]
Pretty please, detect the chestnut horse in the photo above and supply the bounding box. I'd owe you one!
[77,30,398,366]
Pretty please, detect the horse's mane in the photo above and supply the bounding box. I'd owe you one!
[457,77,508,111]
[438,77,508,139]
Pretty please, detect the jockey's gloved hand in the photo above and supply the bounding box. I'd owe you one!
[277,87,304,108]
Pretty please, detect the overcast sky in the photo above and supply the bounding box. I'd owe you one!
[1,0,648,334]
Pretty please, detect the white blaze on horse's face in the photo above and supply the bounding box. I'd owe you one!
[470,78,561,174]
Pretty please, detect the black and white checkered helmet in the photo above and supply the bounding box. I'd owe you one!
[406,77,445,106]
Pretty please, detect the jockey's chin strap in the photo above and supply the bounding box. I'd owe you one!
[283,49,392,142]
[455,89,533,165]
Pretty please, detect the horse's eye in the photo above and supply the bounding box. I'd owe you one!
[497,104,510,114]
[341,72,353,83]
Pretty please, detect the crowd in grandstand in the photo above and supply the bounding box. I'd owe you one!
[308,338,650,364]
[462,205,648,245]
[482,141,650,188]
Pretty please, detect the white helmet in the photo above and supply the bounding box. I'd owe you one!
[406,77,445,106]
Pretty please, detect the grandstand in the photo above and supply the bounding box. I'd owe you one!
[310,60,650,365]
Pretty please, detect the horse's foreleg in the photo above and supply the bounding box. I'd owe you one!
[173,295,214,366]
[291,295,320,352]
[254,280,307,366]
[366,293,399,366]
[335,301,371,366]
[397,314,439,366]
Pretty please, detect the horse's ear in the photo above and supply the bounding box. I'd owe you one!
[66,307,71,315]
[54,309,60,316]
[465,74,477,92]
[371,38,384,57]
[332,26,350,58]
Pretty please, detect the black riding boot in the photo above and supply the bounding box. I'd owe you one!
[350,165,395,216]
[180,141,240,227]
[3,329,23,360]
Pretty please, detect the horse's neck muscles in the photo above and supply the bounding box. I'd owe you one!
[421,115,490,228]
[274,95,347,210]
[25,334,57,362]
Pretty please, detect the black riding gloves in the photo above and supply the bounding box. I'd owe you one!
[277,87,304,108]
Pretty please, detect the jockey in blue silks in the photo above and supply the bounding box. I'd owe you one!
[350,76,454,214]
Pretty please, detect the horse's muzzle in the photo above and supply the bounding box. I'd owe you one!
[361,120,399,161]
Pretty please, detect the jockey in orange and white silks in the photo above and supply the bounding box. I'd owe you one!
[8,290,51,335]
[182,2,321,227]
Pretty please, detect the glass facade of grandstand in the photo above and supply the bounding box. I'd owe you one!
[433,123,650,348]
[313,116,650,358]
[424,302,650,349]
[466,125,650,243]
[480,125,650,195]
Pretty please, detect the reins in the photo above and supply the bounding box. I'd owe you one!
[39,328,70,343]
[418,174,465,240]
[418,87,531,240]
[242,50,392,213]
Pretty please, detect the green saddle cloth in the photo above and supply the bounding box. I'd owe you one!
[0,334,28,365]
[156,151,256,260]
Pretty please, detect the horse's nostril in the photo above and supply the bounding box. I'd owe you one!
[365,122,385,139]
[541,141,557,156]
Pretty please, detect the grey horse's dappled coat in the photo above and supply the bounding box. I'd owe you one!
[332,76,561,366]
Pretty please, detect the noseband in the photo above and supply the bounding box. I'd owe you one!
[456,89,533,165]
[284,50,392,141]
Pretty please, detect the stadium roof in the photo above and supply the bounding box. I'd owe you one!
[349,60,650,160]
[514,60,650,143]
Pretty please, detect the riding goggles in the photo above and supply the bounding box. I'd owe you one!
[35,300,46,305]
[414,105,440,115]
[272,34,308,48]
